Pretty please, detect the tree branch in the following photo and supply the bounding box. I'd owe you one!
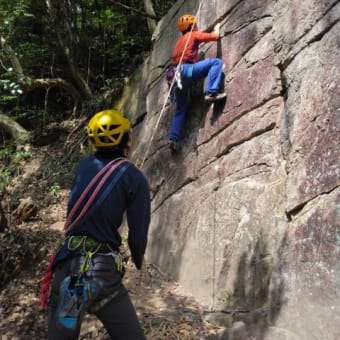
[26,78,80,115]
[110,0,159,20]
[0,112,31,146]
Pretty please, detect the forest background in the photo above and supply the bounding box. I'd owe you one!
[0,0,175,228]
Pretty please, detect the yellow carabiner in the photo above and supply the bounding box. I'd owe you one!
[80,251,93,274]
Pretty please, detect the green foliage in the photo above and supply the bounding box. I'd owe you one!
[0,143,31,191]
[13,149,30,163]
[121,234,128,243]
[50,182,61,198]
[0,168,11,189]
[0,69,24,104]
[0,1,33,37]
[0,0,177,127]
[154,0,176,17]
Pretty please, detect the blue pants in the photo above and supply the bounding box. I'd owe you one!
[169,58,223,141]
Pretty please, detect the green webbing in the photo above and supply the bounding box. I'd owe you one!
[89,291,119,312]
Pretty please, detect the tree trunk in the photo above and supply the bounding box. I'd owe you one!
[143,0,157,33]
[1,36,23,74]
[45,0,93,99]
[0,112,31,146]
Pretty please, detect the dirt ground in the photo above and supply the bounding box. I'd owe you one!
[0,133,222,339]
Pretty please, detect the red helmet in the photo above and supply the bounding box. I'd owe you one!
[177,14,196,32]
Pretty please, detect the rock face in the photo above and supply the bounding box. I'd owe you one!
[120,0,340,338]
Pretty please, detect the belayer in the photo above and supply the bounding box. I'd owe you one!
[42,109,151,339]
[168,14,226,152]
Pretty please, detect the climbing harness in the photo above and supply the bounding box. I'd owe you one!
[40,158,129,311]
[166,64,177,86]
[166,64,178,103]
[166,63,194,104]
[56,235,124,333]
[67,235,124,270]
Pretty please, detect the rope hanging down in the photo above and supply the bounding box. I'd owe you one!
[137,0,222,312]
[139,0,205,168]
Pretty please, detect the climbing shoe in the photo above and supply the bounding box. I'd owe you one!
[169,139,179,152]
[204,92,227,102]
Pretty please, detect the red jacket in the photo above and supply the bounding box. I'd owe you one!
[172,30,219,64]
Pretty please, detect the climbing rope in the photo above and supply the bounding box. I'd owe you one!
[139,0,206,168]
[137,0,222,316]
[136,3,207,314]
[212,165,222,309]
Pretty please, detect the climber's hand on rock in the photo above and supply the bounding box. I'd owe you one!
[214,23,221,37]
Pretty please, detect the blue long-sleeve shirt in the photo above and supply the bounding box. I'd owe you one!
[64,154,151,269]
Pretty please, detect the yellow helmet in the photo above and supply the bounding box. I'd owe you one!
[177,14,196,32]
[87,109,131,148]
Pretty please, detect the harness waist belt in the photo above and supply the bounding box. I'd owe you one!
[66,236,118,254]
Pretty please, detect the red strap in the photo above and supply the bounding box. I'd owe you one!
[64,157,127,231]
[40,254,55,310]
